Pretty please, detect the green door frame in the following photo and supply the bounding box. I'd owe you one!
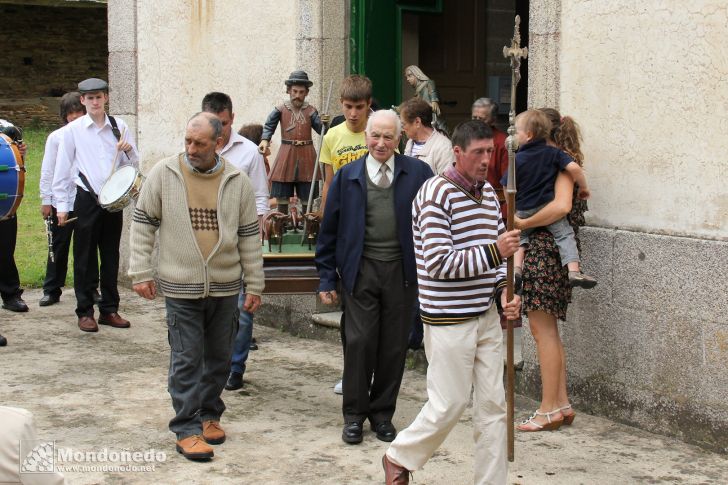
[350,0,442,109]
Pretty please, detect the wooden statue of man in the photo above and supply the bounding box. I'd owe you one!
[260,70,326,214]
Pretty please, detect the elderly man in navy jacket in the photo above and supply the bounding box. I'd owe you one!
[316,109,434,445]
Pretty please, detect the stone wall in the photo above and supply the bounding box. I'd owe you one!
[522,0,728,453]
[0,3,108,127]
[518,228,728,452]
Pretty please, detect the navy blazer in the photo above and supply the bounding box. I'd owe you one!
[315,153,435,294]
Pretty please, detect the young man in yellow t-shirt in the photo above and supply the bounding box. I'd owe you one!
[319,75,372,215]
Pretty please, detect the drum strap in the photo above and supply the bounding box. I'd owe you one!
[108,116,122,142]
[76,116,122,208]
[78,171,100,207]
[79,116,121,207]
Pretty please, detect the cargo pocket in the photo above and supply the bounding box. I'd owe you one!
[167,314,184,352]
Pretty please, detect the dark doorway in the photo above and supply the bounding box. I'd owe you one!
[401,1,526,129]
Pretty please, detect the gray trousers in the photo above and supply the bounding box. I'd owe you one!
[517,204,579,266]
[165,295,239,439]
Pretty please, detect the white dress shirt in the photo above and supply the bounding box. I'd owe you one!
[51,114,139,212]
[366,154,395,186]
[220,131,270,216]
[39,126,76,208]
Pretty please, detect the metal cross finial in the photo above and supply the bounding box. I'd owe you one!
[503,15,528,86]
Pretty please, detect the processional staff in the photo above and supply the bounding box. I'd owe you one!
[502,14,528,463]
[303,79,334,233]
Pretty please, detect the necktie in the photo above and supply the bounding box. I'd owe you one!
[377,164,391,188]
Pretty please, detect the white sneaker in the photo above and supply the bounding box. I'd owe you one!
[334,379,343,395]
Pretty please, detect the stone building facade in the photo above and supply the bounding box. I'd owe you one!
[525,0,727,452]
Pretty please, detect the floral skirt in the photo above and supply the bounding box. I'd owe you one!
[522,228,573,321]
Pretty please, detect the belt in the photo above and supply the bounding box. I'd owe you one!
[281,139,313,146]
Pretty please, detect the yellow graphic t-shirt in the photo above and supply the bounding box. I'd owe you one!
[320,123,368,173]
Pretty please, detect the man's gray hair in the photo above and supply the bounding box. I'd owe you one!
[188,111,223,139]
[365,109,401,137]
[471,97,498,120]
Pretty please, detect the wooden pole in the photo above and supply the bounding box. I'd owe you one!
[502,15,528,463]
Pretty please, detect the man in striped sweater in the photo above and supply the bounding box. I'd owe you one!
[383,121,521,485]
[129,112,264,461]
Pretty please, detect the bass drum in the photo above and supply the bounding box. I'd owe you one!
[0,133,25,220]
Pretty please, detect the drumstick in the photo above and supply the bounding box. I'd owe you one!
[108,127,127,179]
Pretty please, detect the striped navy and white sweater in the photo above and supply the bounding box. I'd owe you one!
[413,173,507,325]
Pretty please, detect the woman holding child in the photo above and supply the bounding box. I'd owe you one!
[513,108,593,431]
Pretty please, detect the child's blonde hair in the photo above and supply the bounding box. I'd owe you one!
[515,109,551,142]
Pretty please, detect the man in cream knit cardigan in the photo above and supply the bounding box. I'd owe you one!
[129,112,264,461]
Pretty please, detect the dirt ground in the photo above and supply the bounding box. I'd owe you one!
[1,288,726,484]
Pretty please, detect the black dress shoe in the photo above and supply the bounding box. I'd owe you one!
[2,297,28,312]
[39,294,60,307]
[342,421,363,444]
[224,372,243,390]
[0,333,7,346]
[249,337,258,351]
[372,421,397,442]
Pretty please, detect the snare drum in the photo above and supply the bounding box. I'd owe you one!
[0,133,25,220]
[99,165,144,212]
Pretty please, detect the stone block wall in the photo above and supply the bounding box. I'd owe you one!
[517,227,728,452]
[0,3,108,127]
[522,0,728,453]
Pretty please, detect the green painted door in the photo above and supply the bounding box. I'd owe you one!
[350,0,442,110]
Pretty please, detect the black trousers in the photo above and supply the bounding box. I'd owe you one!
[0,215,21,301]
[42,207,75,298]
[341,257,416,424]
[73,187,122,317]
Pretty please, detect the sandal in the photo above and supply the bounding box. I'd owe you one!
[560,403,576,426]
[516,408,563,432]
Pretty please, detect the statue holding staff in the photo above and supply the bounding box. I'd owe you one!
[260,71,327,214]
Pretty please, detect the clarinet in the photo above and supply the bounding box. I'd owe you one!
[45,216,54,263]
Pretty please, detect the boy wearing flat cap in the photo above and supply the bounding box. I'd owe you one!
[52,78,139,333]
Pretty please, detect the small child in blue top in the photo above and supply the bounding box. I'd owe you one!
[502,109,596,288]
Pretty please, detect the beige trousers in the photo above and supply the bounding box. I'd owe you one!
[387,307,507,485]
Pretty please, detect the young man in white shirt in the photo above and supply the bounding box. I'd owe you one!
[53,78,139,332]
[39,92,86,307]
[201,92,269,391]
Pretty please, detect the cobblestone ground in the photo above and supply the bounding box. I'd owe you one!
[1,288,726,484]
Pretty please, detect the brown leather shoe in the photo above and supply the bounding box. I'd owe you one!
[78,315,98,333]
[383,453,410,485]
[98,312,130,328]
[176,435,213,461]
[202,420,226,444]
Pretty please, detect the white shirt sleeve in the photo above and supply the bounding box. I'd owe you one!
[248,151,270,216]
[39,130,60,206]
[51,128,76,213]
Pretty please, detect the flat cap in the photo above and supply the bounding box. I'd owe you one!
[78,78,109,93]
